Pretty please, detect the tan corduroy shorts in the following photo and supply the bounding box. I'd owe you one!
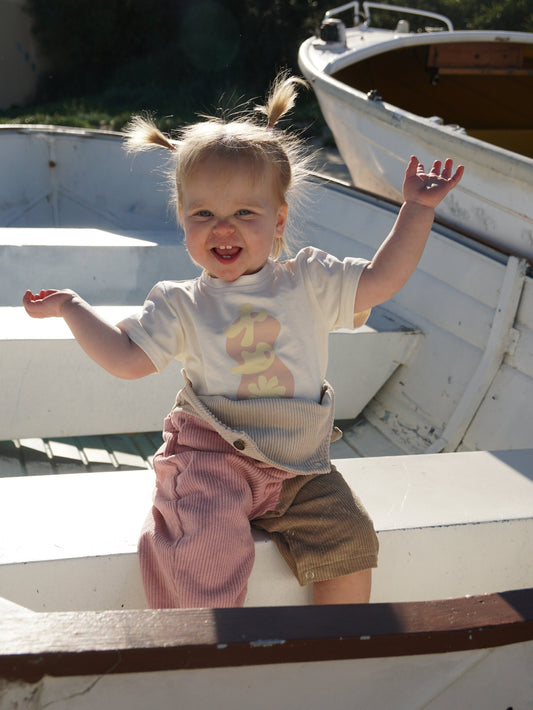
[253,465,379,586]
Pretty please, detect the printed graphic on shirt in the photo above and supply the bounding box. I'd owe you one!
[225,303,295,399]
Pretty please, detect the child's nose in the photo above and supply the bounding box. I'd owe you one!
[213,218,235,235]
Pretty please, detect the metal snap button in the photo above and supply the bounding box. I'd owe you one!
[233,439,246,451]
[305,571,315,580]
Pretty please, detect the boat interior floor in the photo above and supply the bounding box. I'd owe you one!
[0,418,404,478]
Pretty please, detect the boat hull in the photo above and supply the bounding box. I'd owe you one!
[1,124,532,709]
[1,125,533,455]
[299,29,533,261]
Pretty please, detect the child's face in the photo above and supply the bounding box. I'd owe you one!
[180,156,288,282]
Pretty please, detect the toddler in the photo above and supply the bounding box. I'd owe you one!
[23,73,463,608]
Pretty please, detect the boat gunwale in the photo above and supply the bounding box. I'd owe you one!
[0,124,524,266]
[308,174,531,266]
[316,29,533,75]
[1,123,517,265]
[0,124,125,140]
[3,114,533,197]
[1,588,532,682]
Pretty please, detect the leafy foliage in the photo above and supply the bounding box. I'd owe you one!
[2,0,531,130]
[16,1,330,119]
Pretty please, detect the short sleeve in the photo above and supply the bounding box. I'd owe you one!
[118,282,186,372]
[295,247,369,330]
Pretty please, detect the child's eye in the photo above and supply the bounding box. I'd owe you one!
[194,210,213,218]
[236,209,252,216]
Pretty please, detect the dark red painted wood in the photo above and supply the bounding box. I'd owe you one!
[1,588,532,682]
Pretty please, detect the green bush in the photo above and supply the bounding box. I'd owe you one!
[22,1,329,111]
[4,0,530,130]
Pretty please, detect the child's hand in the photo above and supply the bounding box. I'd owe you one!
[403,156,464,209]
[23,289,77,318]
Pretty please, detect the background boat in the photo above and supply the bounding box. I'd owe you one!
[0,124,531,709]
[299,1,533,261]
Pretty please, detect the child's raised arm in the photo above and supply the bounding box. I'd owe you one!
[354,156,464,313]
[23,289,156,379]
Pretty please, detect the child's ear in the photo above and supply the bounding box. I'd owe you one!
[276,203,288,236]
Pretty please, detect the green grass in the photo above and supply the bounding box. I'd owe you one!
[1,97,148,132]
[0,87,327,138]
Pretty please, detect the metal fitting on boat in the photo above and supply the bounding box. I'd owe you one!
[395,19,410,33]
[318,18,346,46]
[366,89,382,102]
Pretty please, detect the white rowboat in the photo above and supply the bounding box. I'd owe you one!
[299,2,533,261]
[0,125,531,709]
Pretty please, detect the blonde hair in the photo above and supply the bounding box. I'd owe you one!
[124,72,312,259]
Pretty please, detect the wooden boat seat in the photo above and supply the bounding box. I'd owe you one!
[0,305,422,440]
[427,42,533,76]
[0,448,531,613]
[0,227,191,308]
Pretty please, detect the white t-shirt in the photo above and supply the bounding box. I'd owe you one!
[120,247,368,402]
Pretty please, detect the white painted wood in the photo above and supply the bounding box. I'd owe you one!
[0,596,33,615]
[360,252,533,453]
[426,255,527,452]
[0,227,197,307]
[299,175,533,453]
[0,449,531,612]
[0,306,183,439]
[5,640,529,710]
[0,468,312,611]
[0,126,171,229]
[342,416,405,457]
[0,304,420,439]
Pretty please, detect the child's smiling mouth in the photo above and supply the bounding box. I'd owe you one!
[212,245,242,261]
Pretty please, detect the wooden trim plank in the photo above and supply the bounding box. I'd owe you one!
[1,589,532,682]
[427,43,525,70]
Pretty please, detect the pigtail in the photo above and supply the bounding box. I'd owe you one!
[123,71,313,259]
[257,72,307,129]
[123,115,177,153]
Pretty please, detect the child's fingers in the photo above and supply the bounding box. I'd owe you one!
[441,159,454,179]
[452,164,465,183]
[405,155,420,177]
[411,157,462,179]
[442,162,464,184]
[24,292,37,304]
[23,290,42,305]
[23,289,60,309]
[428,159,442,175]
[28,289,58,301]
